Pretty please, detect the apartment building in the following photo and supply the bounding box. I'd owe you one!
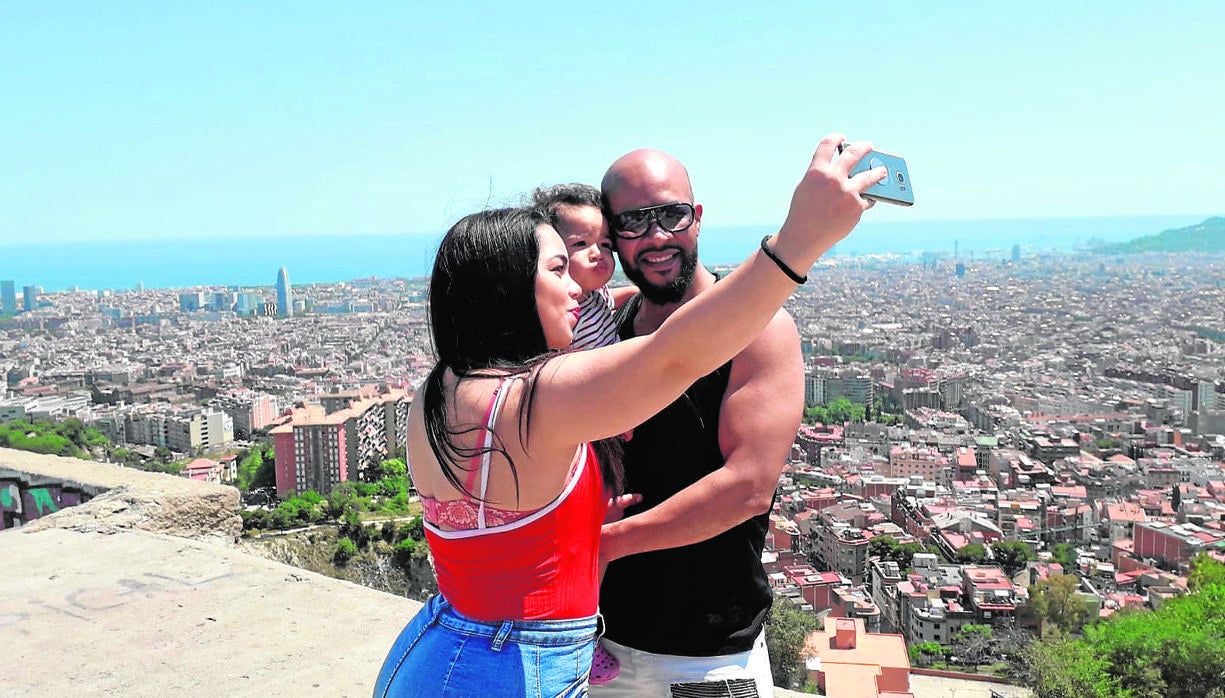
[891,555,1022,646]
[319,388,410,481]
[886,444,949,482]
[806,366,875,408]
[271,406,348,497]
[1133,520,1224,568]
[271,387,410,496]
[867,558,905,634]
[210,389,278,439]
[125,406,233,453]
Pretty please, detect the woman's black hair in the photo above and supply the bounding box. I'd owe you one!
[421,207,623,501]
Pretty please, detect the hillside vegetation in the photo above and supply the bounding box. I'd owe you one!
[1024,554,1225,698]
[1094,217,1225,253]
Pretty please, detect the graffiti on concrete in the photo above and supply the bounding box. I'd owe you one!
[5,571,237,627]
[0,478,88,530]
[0,483,19,514]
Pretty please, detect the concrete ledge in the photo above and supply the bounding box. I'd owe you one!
[911,666,1022,684]
[1,527,422,696]
[1,447,242,541]
[1,448,423,696]
[910,673,1033,697]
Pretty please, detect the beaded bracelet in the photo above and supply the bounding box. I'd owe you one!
[759,235,807,284]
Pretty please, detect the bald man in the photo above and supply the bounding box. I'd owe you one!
[593,150,805,697]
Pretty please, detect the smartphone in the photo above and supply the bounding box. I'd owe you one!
[837,143,914,207]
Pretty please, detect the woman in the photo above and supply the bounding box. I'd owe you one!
[373,136,885,697]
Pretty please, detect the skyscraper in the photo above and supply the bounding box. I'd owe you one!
[23,285,37,312]
[179,292,205,312]
[0,280,15,316]
[276,267,292,318]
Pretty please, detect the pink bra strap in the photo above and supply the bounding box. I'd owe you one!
[474,377,516,529]
[462,381,503,493]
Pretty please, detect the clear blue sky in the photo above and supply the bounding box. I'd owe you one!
[2,1,1221,243]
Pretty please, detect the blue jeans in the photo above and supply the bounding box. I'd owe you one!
[373,594,599,697]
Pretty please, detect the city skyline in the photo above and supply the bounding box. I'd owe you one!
[0,212,1213,294]
[2,2,1222,246]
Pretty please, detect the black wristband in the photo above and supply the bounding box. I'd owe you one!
[759,235,807,284]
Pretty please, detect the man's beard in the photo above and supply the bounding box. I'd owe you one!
[621,245,699,305]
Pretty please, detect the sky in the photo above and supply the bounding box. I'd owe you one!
[1,1,1222,244]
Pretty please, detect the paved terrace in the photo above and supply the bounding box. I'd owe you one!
[0,448,421,697]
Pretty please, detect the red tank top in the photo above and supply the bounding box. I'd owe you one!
[420,378,608,621]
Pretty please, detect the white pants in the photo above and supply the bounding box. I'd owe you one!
[589,631,774,698]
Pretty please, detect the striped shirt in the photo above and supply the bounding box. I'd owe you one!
[571,286,618,350]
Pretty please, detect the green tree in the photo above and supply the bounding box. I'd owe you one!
[952,624,993,666]
[59,418,85,447]
[82,426,108,449]
[378,458,407,479]
[241,509,270,531]
[1189,553,1225,592]
[145,459,184,475]
[251,455,277,490]
[992,540,1034,576]
[1024,635,1121,698]
[270,506,295,529]
[333,537,358,565]
[110,447,143,467]
[154,446,172,464]
[1026,582,1225,698]
[399,516,425,543]
[237,447,265,491]
[765,597,821,689]
[908,641,947,666]
[1051,543,1076,569]
[803,405,830,425]
[869,535,923,571]
[238,441,277,491]
[826,398,865,425]
[392,537,427,565]
[955,543,989,564]
[379,474,408,498]
[340,510,372,547]
[1029,574,1091,636]
[327,482,360,519]
[869,535,899,560]
[355,481,382,497]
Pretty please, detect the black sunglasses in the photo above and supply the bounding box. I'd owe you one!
[611,202,696,240]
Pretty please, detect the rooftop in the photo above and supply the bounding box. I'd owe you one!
[802,616,912,698]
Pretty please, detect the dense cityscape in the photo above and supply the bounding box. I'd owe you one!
[3,246,1225,695]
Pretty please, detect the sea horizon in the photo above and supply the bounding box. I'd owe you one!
[0,213,1214,292]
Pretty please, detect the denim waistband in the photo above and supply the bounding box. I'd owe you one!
[428,595,602,649]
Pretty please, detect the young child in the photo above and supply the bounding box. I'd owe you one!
[530,184,634,350]
[531,184,636,685]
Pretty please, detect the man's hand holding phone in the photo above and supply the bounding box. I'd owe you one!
[837,142,915,207]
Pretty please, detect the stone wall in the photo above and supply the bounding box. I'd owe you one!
[0,447,242,542]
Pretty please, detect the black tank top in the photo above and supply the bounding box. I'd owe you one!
[598,295,773,656]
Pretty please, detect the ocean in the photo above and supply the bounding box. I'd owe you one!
[0,214,1210,292]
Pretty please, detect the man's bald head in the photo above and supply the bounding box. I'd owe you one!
[601,149,694,213]
[600,148,707,305]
